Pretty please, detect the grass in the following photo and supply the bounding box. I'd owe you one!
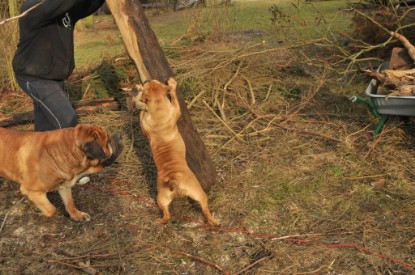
[73,0,351,70]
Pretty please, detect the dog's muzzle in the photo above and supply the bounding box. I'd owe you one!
[102,132,124,167]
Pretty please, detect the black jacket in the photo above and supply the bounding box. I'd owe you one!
[12,0,105,81]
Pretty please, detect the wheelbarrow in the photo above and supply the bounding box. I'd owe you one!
[350,62,415,135]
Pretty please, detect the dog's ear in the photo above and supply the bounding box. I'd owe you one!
[166,78,177,102]
[77,126,109,160]
[83,140,107,160]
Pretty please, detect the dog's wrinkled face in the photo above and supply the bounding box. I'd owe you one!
[139,80,173,112]
[129,79,176,113]
[74,124,113,160]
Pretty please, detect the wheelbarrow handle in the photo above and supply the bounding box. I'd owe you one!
[349,96,380,117]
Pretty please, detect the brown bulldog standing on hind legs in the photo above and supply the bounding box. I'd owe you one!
[0,124,124,221]
[127,78,219,226]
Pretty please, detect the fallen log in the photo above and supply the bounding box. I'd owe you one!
[105,0,217,190]
[0,98,120,127]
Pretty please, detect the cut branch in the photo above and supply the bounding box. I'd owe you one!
[0,98,120,127]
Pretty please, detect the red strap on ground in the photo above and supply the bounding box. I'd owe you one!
[84,184,415,271]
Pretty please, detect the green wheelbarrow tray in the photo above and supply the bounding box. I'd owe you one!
[351,62,415,135]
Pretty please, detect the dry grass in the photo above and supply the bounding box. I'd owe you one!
[0,9,19,92]
[1,10,415,275]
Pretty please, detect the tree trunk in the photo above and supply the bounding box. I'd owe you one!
[105,0,216,190]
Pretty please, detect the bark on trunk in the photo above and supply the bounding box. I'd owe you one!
[105,0,216,190]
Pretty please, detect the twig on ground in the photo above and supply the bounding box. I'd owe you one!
[174,251,229,274]
[0,198,24,235]
[202,100,244,142]
[235,256,273,275]
[187,89,207,109]
[77,260,101,275]
[212,45,290,72]
[241,75,256,105]
[364,126,397,158]
[223,62,243,108]
[296,264,328,274]
[48,260,83,269]
[48,253,119,262]
[274,122,344,144]
[265,84,273,101]
[215,95,227,121]
[285,71,327,122]
[344,174,388,180]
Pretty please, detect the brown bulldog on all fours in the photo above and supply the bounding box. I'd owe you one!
[128,78,219,226]
[0,124,123,221]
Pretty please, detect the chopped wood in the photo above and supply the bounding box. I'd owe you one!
[364,68,415,87]
[365,33,415,97]
[0,97,120,127]
[386,85,415,98]
[389,47,413,70]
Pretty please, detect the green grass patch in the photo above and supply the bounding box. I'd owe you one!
[73,1,353,70]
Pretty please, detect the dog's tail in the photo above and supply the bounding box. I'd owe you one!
[163,179,176,192]
[162,177,185,196]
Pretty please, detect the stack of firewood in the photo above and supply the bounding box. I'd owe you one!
[365,32,415,97]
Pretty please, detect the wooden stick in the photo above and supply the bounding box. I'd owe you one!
[235,256,273,275]
[241,75,256,105]
[0,198,24,234]
[0,1,45,26]
[174,251,229,274]
[0,98,120,127]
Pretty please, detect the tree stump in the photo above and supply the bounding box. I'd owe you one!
[105,0,216,190]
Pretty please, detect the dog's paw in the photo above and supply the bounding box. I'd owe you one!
[156,217,170,225]
[208,217,220,227]
[167,77,177,90]
[70,211,91,222]
[41,207,57,218]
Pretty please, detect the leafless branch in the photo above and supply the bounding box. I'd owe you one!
[0,1,45,26]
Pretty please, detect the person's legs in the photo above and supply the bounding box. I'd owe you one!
[16,79,78,131]
[17,78,89,184]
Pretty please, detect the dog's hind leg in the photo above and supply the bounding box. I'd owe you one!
[156,191,173,224]
[20,187,57,217]
[58,187,90,222]
[188,188,219,226]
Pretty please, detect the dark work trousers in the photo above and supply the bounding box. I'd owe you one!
[16,78,78,131]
